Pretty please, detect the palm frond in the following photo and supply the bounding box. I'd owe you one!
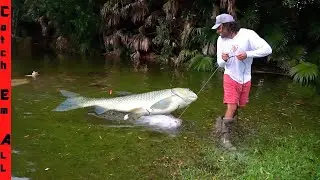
[131,51,141,68]
[190,27,218,46]
[289,62,319,86]
[220,0,236,17]
[211,4,220,20]
[101,1,118,19]
[105,14,121,28]
[145,11,162,27]
[163,0,179,20]
[227,0,236,17]
[131,34,150,52]
[103,32,121,49]
[192,27,205,43]
[273,56,291,71]
[270,45,307,71]
[120,4,131,19]
[307,46,320,65]
[138,25,145,34]
[202,43,216,56]
[220,0,227,9]
[180,21,193,48]
[116,30,131,47]
[188,54,216,72]
[264,25,289,53]
[152,18,170,46]
[287,45,307,62]
[131,0,149,24]
[188,27,218,54]
[240,4,260,30]
[173,49,199,67]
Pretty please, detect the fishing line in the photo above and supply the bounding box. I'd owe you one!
[178,55,246,119]
[178,66,220,119]
[241,61,246,95]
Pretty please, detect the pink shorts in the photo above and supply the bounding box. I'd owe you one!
[223,74,251,106]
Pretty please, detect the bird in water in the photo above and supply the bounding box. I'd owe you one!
[25,71,39,80]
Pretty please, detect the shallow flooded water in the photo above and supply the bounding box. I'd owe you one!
[12,54,320,179]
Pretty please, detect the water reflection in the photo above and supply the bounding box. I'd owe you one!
[87,109,182,135]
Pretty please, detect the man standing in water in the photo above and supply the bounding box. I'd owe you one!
[212,14,272,150]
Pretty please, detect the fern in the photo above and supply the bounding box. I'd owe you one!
[152,18,171,46]
[270,45,307,71]
[288,45,307,61]
[191,27,218,46]
[188,54,216,72]
[289,62,319,86]
[307,46,320,65]
[262,21,295,55]
[174,49,199,67]
[264,26,289,53]
[188,27,218,57]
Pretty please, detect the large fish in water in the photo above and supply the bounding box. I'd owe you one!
[53,88,198,120]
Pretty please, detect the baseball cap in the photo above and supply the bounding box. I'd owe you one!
[211,14,235,29]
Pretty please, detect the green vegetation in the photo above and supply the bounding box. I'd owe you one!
[12,58,320,179]
[11,0,320,178]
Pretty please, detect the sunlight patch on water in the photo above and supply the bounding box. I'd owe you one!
[12,149,20,154]
[12,177,30,180]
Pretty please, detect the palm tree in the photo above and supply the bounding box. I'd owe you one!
[100,0,237,70]
[261,0,320,94]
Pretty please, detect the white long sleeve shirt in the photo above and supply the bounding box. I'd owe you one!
[216,28,272,84]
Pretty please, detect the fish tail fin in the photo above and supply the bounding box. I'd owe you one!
[52,89,89,111]
[52,96,87,112]
[59,89,80,98]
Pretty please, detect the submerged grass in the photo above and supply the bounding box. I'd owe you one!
[11,58,320,179]
[180,128,320,179]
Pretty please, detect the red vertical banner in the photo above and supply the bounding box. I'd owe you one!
[0,0,11,180]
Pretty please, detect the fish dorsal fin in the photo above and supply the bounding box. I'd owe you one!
[115,91,134,97]
[94,106,108,115]
[150,96,174,110]
[59,90,80,98]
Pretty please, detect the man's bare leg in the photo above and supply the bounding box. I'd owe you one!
[224,103,238,119]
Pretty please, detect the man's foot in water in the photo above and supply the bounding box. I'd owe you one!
[219,130,237,151]
[214,116,237,151]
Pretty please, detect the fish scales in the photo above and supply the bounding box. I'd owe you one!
[53,88,198,120]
